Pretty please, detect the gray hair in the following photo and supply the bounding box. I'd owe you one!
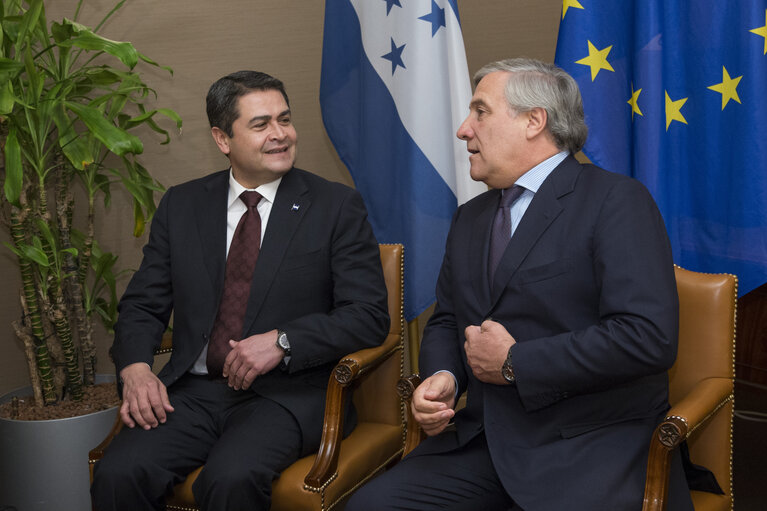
[474,58,588,154]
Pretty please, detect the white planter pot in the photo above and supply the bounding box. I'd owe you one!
[0,375,118,511]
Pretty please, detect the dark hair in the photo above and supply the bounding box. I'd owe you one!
[205,71,290,137]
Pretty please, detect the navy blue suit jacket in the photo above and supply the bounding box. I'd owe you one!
[111,167,389,456]
[418,156,693,510]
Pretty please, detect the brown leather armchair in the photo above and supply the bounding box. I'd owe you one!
[398,266,736,511]
[643,267,736,511]
[90,243,405,511]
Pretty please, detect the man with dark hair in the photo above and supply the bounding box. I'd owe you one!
[91,70,389,511]
[347,58,693,510]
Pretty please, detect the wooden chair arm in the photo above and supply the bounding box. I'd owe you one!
[303,336,402,489]
[396,374,425,457]
[333,333,402,382]
[89,413,123,466]
[642,377,734,511]
[663,377,733,436]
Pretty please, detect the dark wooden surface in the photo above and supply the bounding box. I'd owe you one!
[736,283,767,386]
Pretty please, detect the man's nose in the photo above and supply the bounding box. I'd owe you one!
[456,117,472,140]
[270,123,286,140]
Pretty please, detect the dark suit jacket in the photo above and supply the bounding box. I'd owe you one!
[418,156,693,510]
[111,167,389,456]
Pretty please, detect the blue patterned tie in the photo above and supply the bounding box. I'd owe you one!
[207,191,262,377]
[488,186,524,283]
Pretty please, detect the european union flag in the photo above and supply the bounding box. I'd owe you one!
[555,1,767,296]
[320,0,485,320]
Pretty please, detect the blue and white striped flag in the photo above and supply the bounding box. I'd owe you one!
[321,0,485,321]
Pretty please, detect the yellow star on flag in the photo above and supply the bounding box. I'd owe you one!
[627,84,643,119]
[750,9,767,55]
[707,66,742,110]
[575,41,615,81]
[562,0,584,20]
[665,91,688,131]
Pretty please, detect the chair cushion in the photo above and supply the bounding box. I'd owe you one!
[690,490,731,511]
[166,422,403,511]
[271,422,403,511]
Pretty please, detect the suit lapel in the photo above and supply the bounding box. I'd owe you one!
[489,156,581,306]
[241,169,310,335]
[198,171,230,298]
[470,190,500,310]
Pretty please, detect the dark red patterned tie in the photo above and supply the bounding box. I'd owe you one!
[488,186,524,283]
[207,191,263,377]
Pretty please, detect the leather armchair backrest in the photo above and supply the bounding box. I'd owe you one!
[669,266,736,403]
[352,243,404,427]
[669,266,736,503]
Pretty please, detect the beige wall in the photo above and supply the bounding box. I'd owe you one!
[0,0,561,394]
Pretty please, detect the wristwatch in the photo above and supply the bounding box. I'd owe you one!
[501,346,515,384]
[275,330,291,357]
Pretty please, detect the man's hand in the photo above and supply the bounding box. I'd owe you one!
[464,319,516,385]
[411,372,456,436]
[223,330,284,390]
[119,362,174,430]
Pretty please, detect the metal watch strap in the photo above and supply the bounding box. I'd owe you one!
[501,345,515,383]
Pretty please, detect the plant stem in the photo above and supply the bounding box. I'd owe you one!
[56,162,96,386]
[10,207,57,404]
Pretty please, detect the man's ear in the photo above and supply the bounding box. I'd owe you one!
[211,127,231,155]
[526,107,548,139]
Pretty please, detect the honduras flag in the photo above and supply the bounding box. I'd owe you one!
[555,1,767,296]
[320,0,486,321]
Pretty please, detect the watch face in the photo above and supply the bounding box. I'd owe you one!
[277,332,290,353]
[502,363,515,383]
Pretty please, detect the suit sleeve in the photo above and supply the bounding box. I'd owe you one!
[110,187,175,374]
[513,178,679,411]
[281,189,390,372]
[417,207,469,394]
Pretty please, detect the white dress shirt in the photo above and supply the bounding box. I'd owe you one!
[189,171,283,375]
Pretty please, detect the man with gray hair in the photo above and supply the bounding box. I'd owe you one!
[347,58,694,510]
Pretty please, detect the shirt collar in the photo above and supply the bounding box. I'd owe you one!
[227,169,282,208]
[514,151,569,194]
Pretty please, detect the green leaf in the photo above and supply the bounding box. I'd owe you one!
[3,241,24,259]
[3,125,22,206]
[124,107,182,144]
[57,19,139,69]
[137,52,173,75]
[83,67,122,86]
[140,108,183,130]
[34,218,56,251]
[20,243,49,267]
[50,19,73,44]
[0,80,15,114]
[15,0,43,50]
[133,199,146,237]
[22,46,42,104]
[0,57,24,83]
[52,103,95,170]
[65,101,143,155]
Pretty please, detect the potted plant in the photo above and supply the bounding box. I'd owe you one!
[0,0,180,509]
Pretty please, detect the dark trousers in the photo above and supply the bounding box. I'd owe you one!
[346,431,520,511]
[91,374,302,511]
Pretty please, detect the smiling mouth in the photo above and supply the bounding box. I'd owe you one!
[265,147,289,154]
